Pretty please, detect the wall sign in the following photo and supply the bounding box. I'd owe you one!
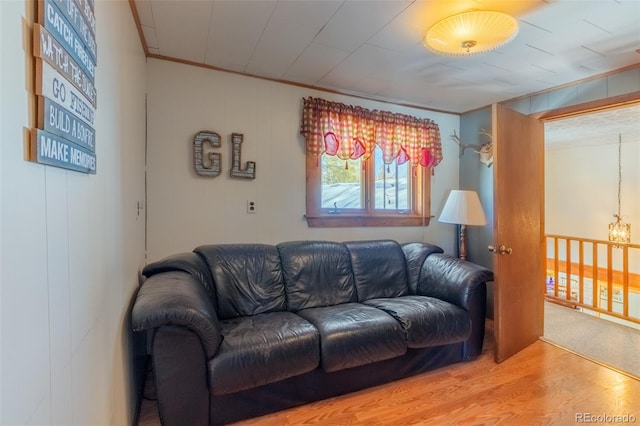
[32,129,97,174]
[31,0,97,174]
[37,97,95,151]
[36,60,95,127]
[38,0,95,80]
[193,131,222,177]
[48,0,97,62]
[193,131,256,180]
[230,133,256,179]
[34,25,96,107]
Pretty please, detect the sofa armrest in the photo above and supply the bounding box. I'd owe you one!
[419,254,493,359]
[132,271,222,358]
[143,251,217,300]
[418,253,493,311]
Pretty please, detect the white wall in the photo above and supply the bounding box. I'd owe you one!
[546,140,640,274]
[545,141,639,241]
[146,59,460,261]
[0,1,146,425]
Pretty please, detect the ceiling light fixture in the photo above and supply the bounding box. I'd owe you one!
[608,133,630,247]
[424,10,519,56]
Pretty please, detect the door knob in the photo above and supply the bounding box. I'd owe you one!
[488,245,513,255]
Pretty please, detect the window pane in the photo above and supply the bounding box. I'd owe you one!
[321,154,363,209]
[374,148,409,210]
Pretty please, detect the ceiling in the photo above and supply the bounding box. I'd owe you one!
[544,103,640,149]
[132,0,640,114]
[130,0,640,148]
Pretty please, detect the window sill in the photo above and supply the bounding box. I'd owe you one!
[305,214,432,228]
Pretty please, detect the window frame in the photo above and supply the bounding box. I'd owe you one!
[305,153,433,227]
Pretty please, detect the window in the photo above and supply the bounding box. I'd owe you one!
[301,97,442,227]
[306,149,431,227]
[372,147,409,211]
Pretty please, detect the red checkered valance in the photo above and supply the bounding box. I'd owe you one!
[300,97,442,169]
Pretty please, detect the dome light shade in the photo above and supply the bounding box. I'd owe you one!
[424,10,519,56]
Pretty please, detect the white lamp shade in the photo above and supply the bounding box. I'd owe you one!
[439,190,487,226]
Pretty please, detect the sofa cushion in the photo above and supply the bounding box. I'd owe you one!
[195,244,286,319]
[297,303,407,373]
[277,241,356,311]
[209,312,320,396]
[345,240,409,301]
[364,296,472,348]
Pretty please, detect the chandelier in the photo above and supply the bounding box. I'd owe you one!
[423,10,519,56]
[608,133,630,246]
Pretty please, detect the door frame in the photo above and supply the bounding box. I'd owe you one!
[490,90,640,361]
[535,91,640,122]
[524,89,640,342]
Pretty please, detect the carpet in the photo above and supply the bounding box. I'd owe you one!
[543,301,640,379]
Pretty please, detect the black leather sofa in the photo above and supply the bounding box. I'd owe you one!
[132,240,493,425]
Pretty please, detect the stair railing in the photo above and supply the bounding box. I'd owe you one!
[545,234,640,325]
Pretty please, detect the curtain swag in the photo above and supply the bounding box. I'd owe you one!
[300,97,442,169]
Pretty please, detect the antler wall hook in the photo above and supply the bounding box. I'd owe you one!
[450,129,481,158]
[450,129,494,167]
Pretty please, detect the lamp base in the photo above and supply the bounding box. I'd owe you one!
[459,224,467,260]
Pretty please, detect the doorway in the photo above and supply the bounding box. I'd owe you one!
[542,102,640,378]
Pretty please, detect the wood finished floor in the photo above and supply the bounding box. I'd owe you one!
[137,320,640,425]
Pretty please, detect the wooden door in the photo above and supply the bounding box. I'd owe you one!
[492,103,545,362]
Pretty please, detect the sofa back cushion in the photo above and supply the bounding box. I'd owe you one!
[277,241,357,311]
[195,244,286,319]
[401,242,444,294]
[345,240,409,301]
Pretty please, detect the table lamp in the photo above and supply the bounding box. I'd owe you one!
[439,190,487,260]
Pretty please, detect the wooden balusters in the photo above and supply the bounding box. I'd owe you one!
[545,234,640,325]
